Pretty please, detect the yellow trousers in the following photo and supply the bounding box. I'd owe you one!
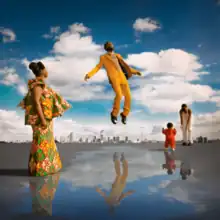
[111,83,131,117]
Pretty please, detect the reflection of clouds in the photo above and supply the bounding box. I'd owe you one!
[61,146,166,189]
[148,180,172,194]
[164,150,220,214]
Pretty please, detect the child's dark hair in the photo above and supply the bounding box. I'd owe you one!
[167,122,173,128]
[167,169,173,175]
[29,61,45,77]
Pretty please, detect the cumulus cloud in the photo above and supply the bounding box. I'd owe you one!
[133,18,161,32]
[23,23,110,102]
[0,28,16,43]
[20,23,220,112]
[125,49,219,113]
[0,67,27,95]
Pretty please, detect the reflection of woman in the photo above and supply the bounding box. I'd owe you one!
[162,151,176,175]
[29,173,60,216]
[18,61,71,176]
[180,162,192,180]
[96,153,135,213]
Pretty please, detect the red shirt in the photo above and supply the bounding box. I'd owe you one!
[162,128,176,147]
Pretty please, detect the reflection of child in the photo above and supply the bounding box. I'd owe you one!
[162,152,176,175]
[162,122,177,151]
[180,162,192,180]
[96,153,135,214]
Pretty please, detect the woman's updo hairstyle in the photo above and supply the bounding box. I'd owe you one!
[29,61,45,77]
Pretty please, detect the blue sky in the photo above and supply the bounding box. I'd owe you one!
[1,0,220,140]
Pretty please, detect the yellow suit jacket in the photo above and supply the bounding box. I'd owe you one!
[87,53,140,84]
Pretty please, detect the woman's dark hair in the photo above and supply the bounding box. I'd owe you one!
[29,61,45,77]
[181,104,187,108]
[167,122,173,128]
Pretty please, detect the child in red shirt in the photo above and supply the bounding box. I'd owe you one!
[162,122,177,151]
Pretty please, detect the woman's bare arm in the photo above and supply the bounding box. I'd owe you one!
[186,109,192,127]
[179,110,183,125]
[33,86,46,124]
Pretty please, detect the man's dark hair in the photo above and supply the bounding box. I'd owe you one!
[181,104,187,108]
[167,122,173,128]
[104,41,114,52]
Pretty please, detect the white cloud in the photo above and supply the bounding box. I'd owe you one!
[133,18,161,32]
[20,23,220,113]
[0,67,27,95]
[23,23,110,102]
[0,28,16,43]
[125,49,219,113]
[69,23,90,34]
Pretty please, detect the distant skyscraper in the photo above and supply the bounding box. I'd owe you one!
[125,136,128,142]
[116,136,120,143]
[70,132,75,142]
[60,136,65,143]
[113,136,116,142]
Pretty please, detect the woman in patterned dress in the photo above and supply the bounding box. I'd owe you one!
[18,61,71,176]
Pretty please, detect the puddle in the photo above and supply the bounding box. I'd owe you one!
[0,145,218,219]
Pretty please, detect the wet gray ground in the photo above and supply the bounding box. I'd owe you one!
[0,142,220,219]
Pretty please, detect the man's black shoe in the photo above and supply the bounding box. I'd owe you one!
[120,113,127,124]
[182,142,187,146]
[111,113,117,124]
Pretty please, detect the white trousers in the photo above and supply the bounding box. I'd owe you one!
[182,123,193,143]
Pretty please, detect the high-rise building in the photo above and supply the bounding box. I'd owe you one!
[125,136,128,142]
[60,136,65,143]
[116,136,120,143]
[70,132,75,142]
[113,136,116,143]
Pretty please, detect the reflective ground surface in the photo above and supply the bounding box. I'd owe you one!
[0,142,220,219]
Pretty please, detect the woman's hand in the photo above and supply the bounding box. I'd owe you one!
[41,119,47,129]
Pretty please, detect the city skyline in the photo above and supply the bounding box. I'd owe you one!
[1,0,220,142]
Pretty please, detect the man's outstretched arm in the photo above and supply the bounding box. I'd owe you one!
[84,56,103,80]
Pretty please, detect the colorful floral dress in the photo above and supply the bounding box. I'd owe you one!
[18,79,71,176]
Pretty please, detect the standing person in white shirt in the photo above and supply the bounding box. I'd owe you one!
[179,104,193,146]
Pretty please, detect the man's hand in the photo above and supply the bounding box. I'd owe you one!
[84,74,89,81]
[136,72,142,76]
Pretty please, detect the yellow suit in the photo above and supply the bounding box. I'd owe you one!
[87,53,139,117]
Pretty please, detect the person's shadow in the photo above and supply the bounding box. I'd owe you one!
[0,169,29,177]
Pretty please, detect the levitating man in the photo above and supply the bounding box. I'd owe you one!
[84,41,141,125]
[179,104,193,146]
